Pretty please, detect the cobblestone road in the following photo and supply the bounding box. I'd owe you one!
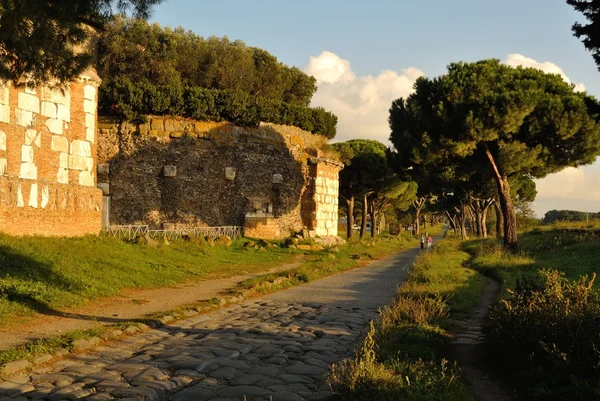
[0,246,421,401]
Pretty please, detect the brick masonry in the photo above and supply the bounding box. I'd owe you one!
[97,117,342,239]
[0,74,103,236]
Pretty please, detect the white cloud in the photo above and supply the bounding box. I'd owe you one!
[304,51,424,144]
[503,53,586,92]
[533,162,600,217]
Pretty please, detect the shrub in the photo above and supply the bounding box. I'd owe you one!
[488,269,600,399]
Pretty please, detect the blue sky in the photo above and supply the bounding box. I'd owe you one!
[151,0,600,216]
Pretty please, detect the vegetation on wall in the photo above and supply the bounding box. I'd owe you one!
[97,18,338,138]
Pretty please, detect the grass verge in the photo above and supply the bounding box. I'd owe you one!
[327,239,483,401]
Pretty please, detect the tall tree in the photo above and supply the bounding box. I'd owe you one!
[568,0,600,70]
[0,0,163,86]
[390,59,600,248]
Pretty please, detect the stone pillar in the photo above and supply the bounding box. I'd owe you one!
[305,157,343,237]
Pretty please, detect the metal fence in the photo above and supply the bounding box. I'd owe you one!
[105,225,243,241]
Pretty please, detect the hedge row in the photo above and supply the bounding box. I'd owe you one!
[99,78,338,139]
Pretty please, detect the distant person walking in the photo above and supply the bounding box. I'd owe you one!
[427,235,433,249]
[420,234,425,249]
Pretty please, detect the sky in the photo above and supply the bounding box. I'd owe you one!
[151,0,600,217]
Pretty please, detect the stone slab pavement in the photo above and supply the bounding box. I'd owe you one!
[0,245,425,401]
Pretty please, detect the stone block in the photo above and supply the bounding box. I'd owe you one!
[45,118,63,135]
[24,86,36,94]
[41,185,49,208]
[83,99,96,115]
[19,162,37,180]
[151,119,164,131]
[59,152,68,169]
[0,84,8,104]
[29,183,38,208]
[1,359,31,376]
[86,126,95,143]
[0,104,9,123]
[163,165,177,177]
[21,145,34,163]
[57,104,70,121]
[18,92,40,113]
[97,163,110,174]
[41,101,57,118]
[164,119,182,132]
[17,184,24,207]
[86,156,93,172]
[225,167,236,181]
[69,154,88,171]
[70,140,92,157]
[0,158,6,175]
[51,136,69,153]
[42,87,70,105]
[15,109,33,127]
[0,130,5,151]
[98,182,110,195]
[24,129,37,145]
[79,171,94,187]
[57,168,68,184]
[84,85,96,101]
[272,174,283,184]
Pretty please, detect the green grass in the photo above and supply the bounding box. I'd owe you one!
[227,233,420,297]
[464,227,600,294]
[328,239,482,401]
[0,234,296,324]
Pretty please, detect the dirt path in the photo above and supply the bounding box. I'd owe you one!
[0,256,305,351]
[448,276,516,401]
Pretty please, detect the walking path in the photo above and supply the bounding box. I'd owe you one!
[449,276,515,401]
[0,246,422,400]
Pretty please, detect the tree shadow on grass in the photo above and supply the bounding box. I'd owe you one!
[0,246,146,325]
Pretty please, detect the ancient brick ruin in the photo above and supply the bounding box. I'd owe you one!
[0,71,103,236]
[97,118,342,239]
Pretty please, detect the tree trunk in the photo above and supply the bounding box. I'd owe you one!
[346,195,355,240]
[475,209,483,237]
[368,199,376,238]
[481,207,489,238]
[445,211,458,235]
[360,194,368,239]
[460,203,468,240]
[485,147,518,248]
[497,177,517,248]
[494,201,502,240]
[415,207,421,235]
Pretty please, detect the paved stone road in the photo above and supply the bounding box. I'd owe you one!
[0,246,421,401]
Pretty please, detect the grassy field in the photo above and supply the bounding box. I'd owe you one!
[328,239,483,401]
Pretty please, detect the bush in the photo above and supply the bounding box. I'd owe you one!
[100,79,338,138]
[488,269,600,399]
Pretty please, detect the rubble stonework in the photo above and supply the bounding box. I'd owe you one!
[0,76,103,236]
[97,117,342,238]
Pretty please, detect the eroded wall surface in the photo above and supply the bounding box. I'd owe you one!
[97,118,341,238]
[0,77,102,236]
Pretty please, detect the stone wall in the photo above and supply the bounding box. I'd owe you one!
[97,117,341,238]
[0,74,103,236]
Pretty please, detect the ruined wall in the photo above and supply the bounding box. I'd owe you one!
[0,74,102,236]
[97,117,340,238]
